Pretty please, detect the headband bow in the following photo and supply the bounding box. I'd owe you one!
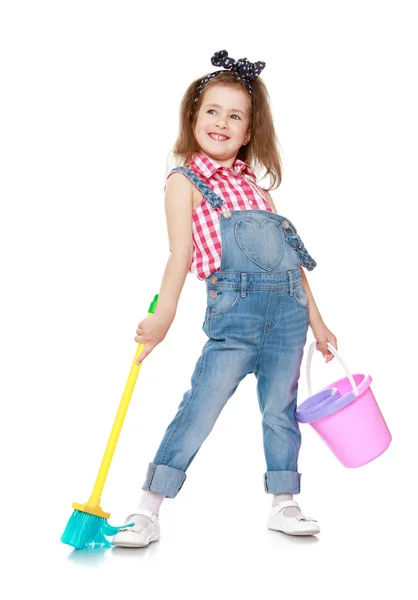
[193,50,266,107]
[211,50,266,82]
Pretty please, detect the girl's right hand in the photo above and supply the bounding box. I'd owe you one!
[134,314,171,364]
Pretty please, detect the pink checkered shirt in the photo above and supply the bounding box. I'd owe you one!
[165,152,274,281]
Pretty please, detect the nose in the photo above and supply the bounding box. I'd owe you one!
[214,115,228,129]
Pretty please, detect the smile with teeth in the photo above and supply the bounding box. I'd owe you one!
[209,133,229,141]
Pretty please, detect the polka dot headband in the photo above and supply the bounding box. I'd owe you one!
[193,50,266,107]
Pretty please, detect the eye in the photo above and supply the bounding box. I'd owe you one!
[206,109,241,120]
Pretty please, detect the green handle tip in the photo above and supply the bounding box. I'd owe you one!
[148,294,159,314]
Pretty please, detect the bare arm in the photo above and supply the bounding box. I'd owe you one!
[135,172,194,363]
[264,190,277,214]
[299,266,324,328]
[152,172,194,325]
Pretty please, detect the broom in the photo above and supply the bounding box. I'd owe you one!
[61,294,159,549]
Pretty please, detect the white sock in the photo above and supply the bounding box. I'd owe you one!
[272,493,302,518]
[130,490,165,529]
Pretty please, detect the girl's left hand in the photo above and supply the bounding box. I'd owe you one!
[311,323,338,363]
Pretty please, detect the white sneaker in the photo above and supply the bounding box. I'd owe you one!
[112,508,161,548]
[267,500,320,536]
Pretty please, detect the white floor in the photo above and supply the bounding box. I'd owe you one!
[5,424,413,600]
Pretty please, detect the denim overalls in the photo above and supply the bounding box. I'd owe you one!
[143,167,317,497]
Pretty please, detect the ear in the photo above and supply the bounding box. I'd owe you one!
[243,131,251,146]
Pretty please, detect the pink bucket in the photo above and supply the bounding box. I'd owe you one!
[296,342,392,467]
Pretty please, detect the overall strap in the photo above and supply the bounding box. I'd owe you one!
[280,219,318,271]
[169,166,224,210]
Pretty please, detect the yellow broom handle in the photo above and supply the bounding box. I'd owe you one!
[87,296,158,508]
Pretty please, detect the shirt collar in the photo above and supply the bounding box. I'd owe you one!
[190,152,257,182]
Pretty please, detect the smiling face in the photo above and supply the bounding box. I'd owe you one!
[193,83,252,167]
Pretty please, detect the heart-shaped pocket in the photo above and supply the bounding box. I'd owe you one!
[235,218,285,271]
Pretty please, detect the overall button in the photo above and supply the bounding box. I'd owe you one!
[223,209,232,219]
[210,291,217,299]
[281,220,290,229]
[210,276,217,284]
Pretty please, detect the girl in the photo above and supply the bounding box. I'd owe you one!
[113,50,337,547]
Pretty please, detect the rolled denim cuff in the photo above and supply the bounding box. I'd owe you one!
[142,463,187,498]
[263,470,301,494]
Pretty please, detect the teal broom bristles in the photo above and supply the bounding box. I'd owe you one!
[61,510,133,549]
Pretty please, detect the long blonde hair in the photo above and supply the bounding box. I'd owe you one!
[167,71,283,192]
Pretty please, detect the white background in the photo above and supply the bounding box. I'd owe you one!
[1,1,416,598]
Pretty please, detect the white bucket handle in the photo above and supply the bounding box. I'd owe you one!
[306,341,360,397]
